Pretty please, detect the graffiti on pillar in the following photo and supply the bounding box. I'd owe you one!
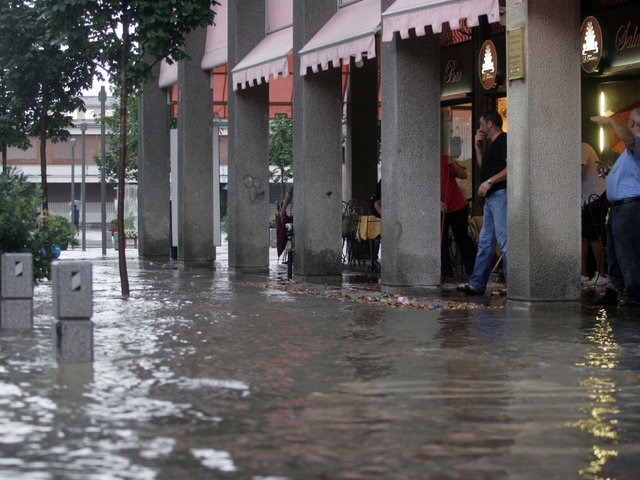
[243,175,265,204]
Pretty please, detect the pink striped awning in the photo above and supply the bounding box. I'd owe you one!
[231,26,293,90]
[382,0,500,41]
[201,1,228,70]
[158,58,178,88]
[299,0,381,75]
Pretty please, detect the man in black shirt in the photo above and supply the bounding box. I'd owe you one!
[458,110,507,295]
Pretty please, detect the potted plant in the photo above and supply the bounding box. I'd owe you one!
[0,168,78,281]
[125,228,139,248]
[108,218,119,250]
[38,213,79,251]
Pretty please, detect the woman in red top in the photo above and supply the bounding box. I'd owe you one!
[441,154,477,281]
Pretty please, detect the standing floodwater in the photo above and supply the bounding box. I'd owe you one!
[0,246,639,479]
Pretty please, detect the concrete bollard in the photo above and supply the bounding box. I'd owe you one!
[1,253,34,329]
[51,261,94,363]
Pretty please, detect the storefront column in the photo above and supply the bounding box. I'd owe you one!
[293,0,343,281]
[227,0,270,272]
[177,27,215,263]
[138,59,171,257]
[507,0,581,303]
[380,32,441,294]
[348,57,379,202]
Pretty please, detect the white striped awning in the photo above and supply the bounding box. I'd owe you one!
[299,0,381,75]
[382,0,500,41]
[201,1,228,70]
[158,58,178,88]
[231,26,293,90]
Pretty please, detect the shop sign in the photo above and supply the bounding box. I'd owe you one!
[581,16,603,73]
[444,60,464,83]
[479,40,498,90]
[615,21,640,53]
[440,43,473,97]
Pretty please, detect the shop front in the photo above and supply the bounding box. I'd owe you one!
[581,2,640,167]
[440,25,507,214]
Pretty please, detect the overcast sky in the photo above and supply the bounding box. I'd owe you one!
[83,82,110,96]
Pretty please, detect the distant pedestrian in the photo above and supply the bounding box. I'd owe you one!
[73,205,80,232]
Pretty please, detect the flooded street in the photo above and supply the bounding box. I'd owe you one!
[1,245,640,479]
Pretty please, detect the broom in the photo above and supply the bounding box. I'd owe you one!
[488,254,503,287]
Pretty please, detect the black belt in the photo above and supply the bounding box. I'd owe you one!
[611,195,640,207]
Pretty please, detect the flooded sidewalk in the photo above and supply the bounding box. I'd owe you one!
[1,240,639,479]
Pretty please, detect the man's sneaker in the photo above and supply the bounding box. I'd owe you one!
[581,275,592,284]
[593,275,608,286]
[590,288,618,306]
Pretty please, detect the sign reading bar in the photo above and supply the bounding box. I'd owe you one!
[508,27,525,80]
[440,43,473,97]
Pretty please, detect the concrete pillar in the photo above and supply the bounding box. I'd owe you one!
[506,0,581,303]
[293,0,344,281]
[227,0,270,273]
[177,27,215,263]
[348,57,379,202]
[138,59,171,257]
[51,261,93,364]
[380,31,441,294]
[0,253,33,329]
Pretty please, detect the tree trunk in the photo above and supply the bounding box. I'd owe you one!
[2,143,6,173]
[117,18,130,296]
[40,87,49,213]
[280,173,285,202]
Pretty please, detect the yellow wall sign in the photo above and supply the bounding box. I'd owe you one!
[508,27,525,80]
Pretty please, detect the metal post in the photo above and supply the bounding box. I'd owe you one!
[70,138,76,222]
[99,87,107,255]
[80,122,87,250]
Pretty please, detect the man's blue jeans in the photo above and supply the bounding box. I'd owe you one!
[468,188,507,292]
[606,200,640,304]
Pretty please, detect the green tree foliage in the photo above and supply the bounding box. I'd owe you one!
[0,168,77,281]
[44,0,219,296]
[94,89,138,184]
[0,69,32,173]
[269,115,293,200]
[0,0,95,211]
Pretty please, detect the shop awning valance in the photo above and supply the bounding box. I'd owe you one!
[231,26,293,90]
[299,0,381,75]
[382,0,500,41]
[201,1,228,70]
[158,58,178,88]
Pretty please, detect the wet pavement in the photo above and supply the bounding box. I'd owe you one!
[1,231,640,479]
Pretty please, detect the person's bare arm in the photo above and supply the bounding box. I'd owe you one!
[474,129,484,168]
[280,192,292,216]
[591,115,635,151]
[374,199,381,216]
[478,166,507,197]
[449,159,467,179]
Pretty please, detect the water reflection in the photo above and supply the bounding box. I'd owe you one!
[341,307,397,381]
[4,249,640,478]
[571,310,621,478]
